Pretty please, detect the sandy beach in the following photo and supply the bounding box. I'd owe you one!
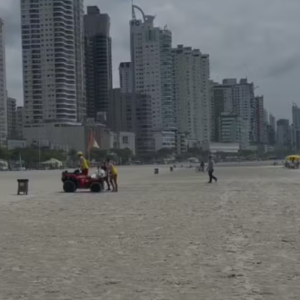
[1,164,300,299]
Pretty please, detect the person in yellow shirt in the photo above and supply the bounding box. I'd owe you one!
[106,158,118,192]
[77,152,89,176]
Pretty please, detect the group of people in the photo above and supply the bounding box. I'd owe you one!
[77,152,118,192]
[76,151,217,191]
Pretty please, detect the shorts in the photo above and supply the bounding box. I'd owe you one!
[110,174,117,180]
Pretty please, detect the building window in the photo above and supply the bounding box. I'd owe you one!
[122,136,129,144]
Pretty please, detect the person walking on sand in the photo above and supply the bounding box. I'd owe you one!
[106,158,118,192]
[207,156,217,183]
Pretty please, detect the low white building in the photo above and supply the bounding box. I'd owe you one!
[23,123,87,153]
[153,131,176,151]
[23,123,136,155]
[110,131,136,155]
[7,139,26,150]
[210,142,239,153]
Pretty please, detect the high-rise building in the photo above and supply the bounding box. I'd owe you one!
[277,119,290,149]
[0,18,7,146]
[292,103,300,128]
[172,45,210,149]
[269,113,276,130]
[16,106,24,139]
[291,103,300,151]
[107,88,126,132]
[84,6,112,118]
[254,96,264,144]
[219,112,249,147]
[210,78,255,148]
[232,79,255,143]
[266,113,276,146]
[210,80,234,142]
[20,0,85,125]
[130,5,175,150]
[119,62,132,94]
[7,97,17,139]
[108,89,154,155]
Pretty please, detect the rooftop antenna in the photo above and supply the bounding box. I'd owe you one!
[131,0,136,19]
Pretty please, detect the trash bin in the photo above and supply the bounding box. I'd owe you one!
[154,168,159,174]
[17,179,29,195]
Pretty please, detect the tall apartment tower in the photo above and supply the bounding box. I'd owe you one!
[254,96,264,144]
[277,119,290,149]
[7,97,17,139]
[0,18,7,146]
[84,6,112,119]
[210,81,234,142]
[16,106,24,139]
[232,78,254,143]
[20,0,86,124]
[210,78,255,148]
[268,113,276,146]
[172,45,210,148]
[291,103,300,151]
[269,113,276,130]
[130,5,176,150]
[119,62,132,94]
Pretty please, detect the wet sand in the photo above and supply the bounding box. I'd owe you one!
[0,165,300,299]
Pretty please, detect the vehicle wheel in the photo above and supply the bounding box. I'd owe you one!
[90,182,102,193]
[63,180,76,193]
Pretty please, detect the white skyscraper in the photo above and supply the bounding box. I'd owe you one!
[0,18,7,146]
[210,78,255,148]
[130,5,175,150]
[20,0,85,125]
[232,79,254,142]
[172,45,210,149]
[119,62,132,94]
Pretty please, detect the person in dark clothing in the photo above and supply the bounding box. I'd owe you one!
[101,161,110,190]
[200,161,205,172]
[207,156,217,183]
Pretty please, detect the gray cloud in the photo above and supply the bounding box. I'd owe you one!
[265,55,300,78]
[0,0,300,118]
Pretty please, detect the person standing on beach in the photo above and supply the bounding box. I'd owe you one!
[77,152,89,176]
[100,161,110,191]
[106,158,118,192]
[207,156,217,183]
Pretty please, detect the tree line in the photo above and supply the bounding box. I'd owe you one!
[0,146,136,167]
[0,145,284,168]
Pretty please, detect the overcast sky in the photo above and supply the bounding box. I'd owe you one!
[1,0,300,119]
